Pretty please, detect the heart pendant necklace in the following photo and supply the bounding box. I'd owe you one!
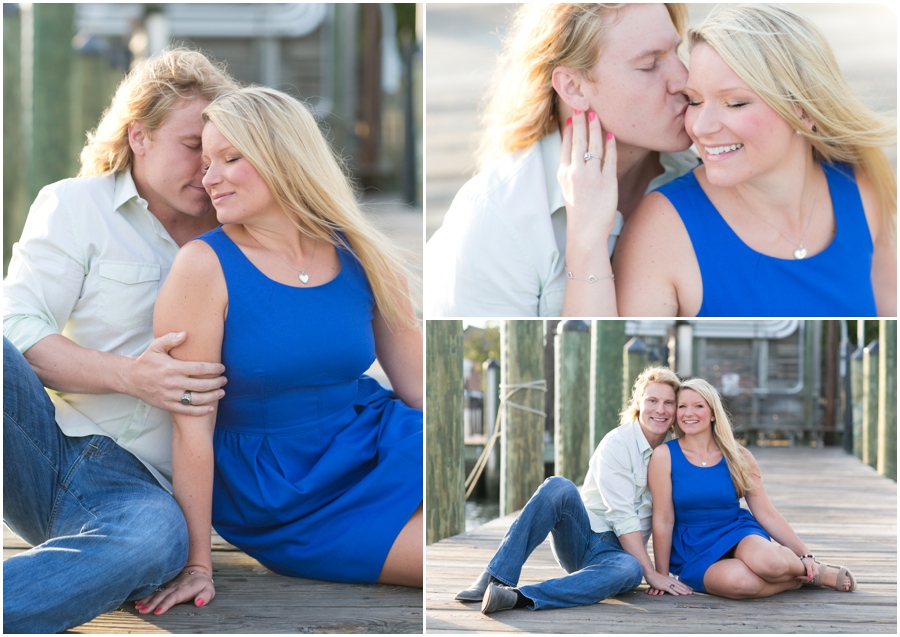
[735,171,820,260]
[248,230,318,285]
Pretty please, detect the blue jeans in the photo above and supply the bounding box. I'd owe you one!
[3,337,189,633]
[486,476,643,610]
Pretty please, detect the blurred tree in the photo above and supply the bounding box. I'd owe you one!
[463,323,501,364]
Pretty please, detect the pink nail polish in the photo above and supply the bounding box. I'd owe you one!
[565,117,572,127]
[574,109,581,115]
[197,599,204,607]
[607,133,613,140]
[154,608,162,615]
[588,112,596,122]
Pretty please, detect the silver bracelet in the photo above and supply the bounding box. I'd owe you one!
[566,269,614,283]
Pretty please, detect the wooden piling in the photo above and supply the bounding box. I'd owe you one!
[862,340,879,470]
[27,4,75,203]
[501,321,545,516]
[425,320,465,544]
[589,321,626,450]
[482,358,500,498]
[554,320,591,483]
[877,321,896,481]
[850,346,863,458]
[3,4,23,276]
[623,337,648,409]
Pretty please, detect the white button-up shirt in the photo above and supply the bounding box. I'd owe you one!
[580,419,669,545]
[4,170,183,490]
[425,131,698,317]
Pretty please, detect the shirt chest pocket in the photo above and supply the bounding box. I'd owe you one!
[97,261,161,331]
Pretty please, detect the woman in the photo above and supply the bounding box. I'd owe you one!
[425,3,699,317]
[137,87,423,615]
[647,378,855,599]
[562,4,896,316]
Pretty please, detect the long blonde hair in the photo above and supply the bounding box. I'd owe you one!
[202,87,417,330]
[80,48,238,177]
[620,366,681,427]
[477,3,688,167]
[689,4,897,244]
[676,378,754,498]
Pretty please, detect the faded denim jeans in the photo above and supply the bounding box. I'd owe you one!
[3,337,189,633]
[486,476,644,610]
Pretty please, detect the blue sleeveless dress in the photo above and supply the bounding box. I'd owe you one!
[196,227,422,584]
[666,440,769,593]
[655,162,876,316]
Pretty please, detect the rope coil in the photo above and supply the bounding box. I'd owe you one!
[464,380,547,499]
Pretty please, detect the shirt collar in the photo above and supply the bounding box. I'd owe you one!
[628,419,655,460]
[114,168,150,212]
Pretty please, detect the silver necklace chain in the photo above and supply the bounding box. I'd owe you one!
[248,230,318,284]
[735,173,820,260]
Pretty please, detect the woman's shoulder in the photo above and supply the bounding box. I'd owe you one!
[651,442,673,460]
[171,235,225,283]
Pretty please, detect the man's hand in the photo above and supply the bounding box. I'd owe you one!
[124,332,226,415]
[645,570,692,596]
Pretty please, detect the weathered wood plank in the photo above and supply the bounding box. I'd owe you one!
[5,529,422,633]
[425,447,897,634]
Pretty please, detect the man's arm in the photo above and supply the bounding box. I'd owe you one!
[3,181,225,415]
[25,333,226,416]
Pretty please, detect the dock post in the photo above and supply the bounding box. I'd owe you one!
[877,321,896,481]
[850,346,863,458]
[501,321,545,515]
[425,320,465,544]
[27,3,75,203]
[590,321,626,450]
[482,358,500,498]
[862,340,879,469]
[623,337,649,409]
[4,4,24,276]
[554,320,590,483]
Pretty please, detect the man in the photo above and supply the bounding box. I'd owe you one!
[3,48,239,633]
[455,367,693,613]
[425,3,699,317]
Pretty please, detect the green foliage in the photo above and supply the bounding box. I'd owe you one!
[464,322,501,364]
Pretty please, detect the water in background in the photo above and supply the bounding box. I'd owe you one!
[465,497,500,532]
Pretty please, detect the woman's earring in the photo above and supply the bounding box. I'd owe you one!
[795,129,803,136]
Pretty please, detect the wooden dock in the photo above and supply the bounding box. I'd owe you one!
[3,527,422,633]
[426,447,897,634]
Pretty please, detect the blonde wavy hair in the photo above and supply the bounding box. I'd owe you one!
[477,3,688,167]
[79,48,239,177]
[689,4,897,244]
[675,378,754,498]
[620,365,681,427]
[202,87,418,331]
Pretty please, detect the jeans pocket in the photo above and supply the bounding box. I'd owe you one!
[97,261,160,331]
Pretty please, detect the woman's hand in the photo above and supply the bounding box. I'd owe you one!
[797,556,820,583]
[644,570,692,596]
[135,567,216,616]
[558,110,618,256]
